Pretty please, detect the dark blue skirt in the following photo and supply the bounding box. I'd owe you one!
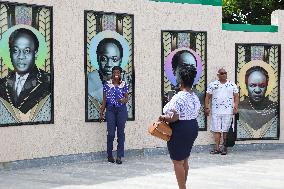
[167,119,198,161]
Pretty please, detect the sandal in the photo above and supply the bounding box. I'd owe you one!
[210,149,221,154]
[221,148,227,155]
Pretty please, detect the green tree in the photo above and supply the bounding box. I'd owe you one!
[223,0,284,25]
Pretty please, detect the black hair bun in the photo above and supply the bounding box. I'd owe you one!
[177,63,197,88]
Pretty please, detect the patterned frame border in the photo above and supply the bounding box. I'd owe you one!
[161,30,207,131]
[84,11,135,122]
[0,1,54,127]
[235,43,281,140]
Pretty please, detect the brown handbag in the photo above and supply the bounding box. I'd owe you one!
[148,121,172,141]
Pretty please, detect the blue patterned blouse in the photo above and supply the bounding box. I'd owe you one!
[103,80,128,108]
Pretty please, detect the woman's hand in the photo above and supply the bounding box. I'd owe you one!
[99,112,105,123]
[233,106,238,114]
[158,115,166,122]
[118,98,128,104]
[205,108,210,116]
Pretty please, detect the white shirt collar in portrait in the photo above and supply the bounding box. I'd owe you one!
[15,72,29,96]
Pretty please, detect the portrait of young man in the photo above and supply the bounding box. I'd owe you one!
[88,38,126,103]
[85,11,134,122]
[162,31,207,130]
[0,28,51,114]
[171,49,204,103]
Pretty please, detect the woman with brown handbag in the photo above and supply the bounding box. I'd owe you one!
[159,63,200,189]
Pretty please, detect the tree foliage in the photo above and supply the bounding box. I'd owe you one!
[223,0,284,25]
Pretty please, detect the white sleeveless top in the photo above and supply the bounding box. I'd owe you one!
[163,91,201,120]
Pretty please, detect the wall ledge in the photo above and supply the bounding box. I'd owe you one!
[222,23,278,32]
[150,0,222,6]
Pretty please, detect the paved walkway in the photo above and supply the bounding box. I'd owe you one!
[0,148,284,189]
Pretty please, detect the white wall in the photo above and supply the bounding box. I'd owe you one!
[0,0,283,162]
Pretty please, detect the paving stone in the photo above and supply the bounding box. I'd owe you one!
[0,147,284,189]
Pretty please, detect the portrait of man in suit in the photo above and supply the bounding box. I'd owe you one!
[0,28,51,114]
[170,49,204,103]
[88,38,125,103]
[162,31,207,130]
[85,12,135,122]
[88,37,132,111]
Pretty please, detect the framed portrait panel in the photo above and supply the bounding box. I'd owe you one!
[0,1,53,126]
[235,43,280,140]
[161,30,207,130]
[85,11,135,122]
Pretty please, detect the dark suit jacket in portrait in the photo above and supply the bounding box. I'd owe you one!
[0,67,51,114]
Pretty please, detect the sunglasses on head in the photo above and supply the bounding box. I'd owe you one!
[219,72,227,75]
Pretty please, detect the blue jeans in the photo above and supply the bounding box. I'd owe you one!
[106,105,128,158]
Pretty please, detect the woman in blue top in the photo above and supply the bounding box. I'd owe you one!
[159,63,200,189]
[100,66,128,164]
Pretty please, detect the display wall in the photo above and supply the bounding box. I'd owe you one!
[0,0,283,163]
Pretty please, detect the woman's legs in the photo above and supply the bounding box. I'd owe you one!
[183,158,189,183]
[116,106,128,158]
[172,159,186,189]
[106,108,116,158]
